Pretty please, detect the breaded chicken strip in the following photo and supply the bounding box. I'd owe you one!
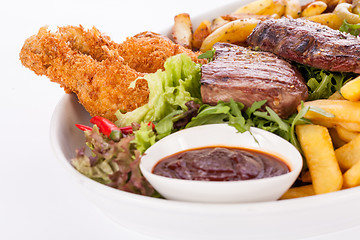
[57,25,120,62]
[20,27,148,121]
[19,26,205,121]
[118,31,205,73]
[57,26,204,73]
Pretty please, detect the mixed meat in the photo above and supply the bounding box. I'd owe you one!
[19,18,360,121]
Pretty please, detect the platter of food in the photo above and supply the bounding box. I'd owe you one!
[19,0,360,238]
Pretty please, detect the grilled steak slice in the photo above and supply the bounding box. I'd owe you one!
[247,18,360,73]
[200,42,308,118]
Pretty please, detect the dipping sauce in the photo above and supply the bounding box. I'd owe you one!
[152,146,290,181]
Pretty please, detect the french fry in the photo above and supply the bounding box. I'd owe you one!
[200,18,260,52]
[192,20,211,50]
[301,1,327,17]
[296,125,343,194]
[337,122,360,132]
[172,13,193,49]
[280,185,315,199]
[335,134,360,170]
[328,91,345,100]
[329,128,347,148]
[304,120,360,133]
[284,0,301,18]
[335,125,359,143]
[299,100,360,125]
[234,0,274,15]
[301,170,312,183]
[261,0,286,16]
[341,76,360,101]
[343,159,360,188]
[306,13,343,29]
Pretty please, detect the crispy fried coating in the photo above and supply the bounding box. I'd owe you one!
[19,26,205,121]
[20,26,147,121]
[58,25,120,62]
[118,31,205,73]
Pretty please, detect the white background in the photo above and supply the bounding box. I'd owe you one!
[1,0,359,239]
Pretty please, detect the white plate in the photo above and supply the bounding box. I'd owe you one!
[50,1,360,239]
[51,89,360,240]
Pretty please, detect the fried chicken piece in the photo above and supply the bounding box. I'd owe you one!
[20,27,148,121]
[118,31,205,73]
[19,26,205,121]
[57,26,204,73]
[57,25,120,62]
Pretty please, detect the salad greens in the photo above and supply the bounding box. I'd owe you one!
[198,48,216,62]
[296,64,355,101]
[134,99,333,156]
[72,51,355,196]
[72,126,156,196]
[115,53,202,127]
[339,19,360,36]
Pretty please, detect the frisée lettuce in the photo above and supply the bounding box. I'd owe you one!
[115,53,202,127]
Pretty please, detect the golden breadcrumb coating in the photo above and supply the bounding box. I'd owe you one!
[19,26,205,121]
[118,31,205,73]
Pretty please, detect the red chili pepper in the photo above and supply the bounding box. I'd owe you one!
[119,126,133,134]
[119,122,154,134]
[148,121,155,129]
[90,116,120,138]
[75,116,154,137]
[75,124,93,131]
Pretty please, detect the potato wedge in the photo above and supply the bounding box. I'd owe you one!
[222,13,275,21]
[334,3,360,24]
[234,0,274,15]
[325,0,340,7]
[172,13,193,49]
[284,0,301,18]
[335,134,360,170]
[210,17,229,31]
[301,1,327,17]
[296,125,343,194]
[343,159,360,188]
[306,13,343,29]
[354,0,360,14]
[261,0,285,16]
[200,18,260,52]
[341,76,360,101]
[280,185,315,199]
[192,20,211,50]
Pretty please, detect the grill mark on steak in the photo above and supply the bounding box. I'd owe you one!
[247,18,360,73]
[200,43,308,118]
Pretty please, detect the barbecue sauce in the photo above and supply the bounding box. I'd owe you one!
[152,146,290,181]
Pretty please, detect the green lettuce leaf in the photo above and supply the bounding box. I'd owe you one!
[339,19,360,36]
[132,122,156,154]
[115,53,202,127]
